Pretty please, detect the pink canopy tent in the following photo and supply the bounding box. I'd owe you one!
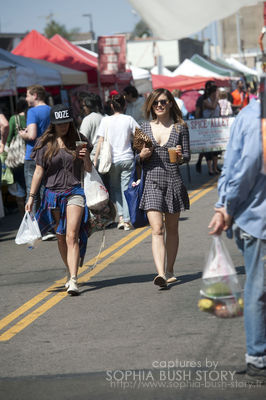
[152,74,230,92]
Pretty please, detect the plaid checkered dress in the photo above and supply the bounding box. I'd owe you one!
[139,122,190,214]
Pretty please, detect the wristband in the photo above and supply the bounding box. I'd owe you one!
[29,193,36,198]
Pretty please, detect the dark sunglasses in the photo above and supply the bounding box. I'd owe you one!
[152,99,169,107]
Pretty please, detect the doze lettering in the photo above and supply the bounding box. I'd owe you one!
[55,110,69,119]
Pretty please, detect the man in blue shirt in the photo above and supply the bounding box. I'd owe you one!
[20,85,51,214]
[208,98,266,383]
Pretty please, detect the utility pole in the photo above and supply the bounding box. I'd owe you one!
[236,12,243,63]
[82,14,95,52]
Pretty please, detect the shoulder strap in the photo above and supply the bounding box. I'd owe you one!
[14,115,21,131]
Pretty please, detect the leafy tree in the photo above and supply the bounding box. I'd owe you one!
[44,19,80,40]
[130,20,153,39]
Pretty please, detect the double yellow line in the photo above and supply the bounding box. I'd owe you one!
[0,177,217,342]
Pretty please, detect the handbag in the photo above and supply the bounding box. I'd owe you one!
[133,127,153,153]
[124,159,148,228]
[5,115,26,168]
[84,165,109,211]
[0,151,14,185]
[98,126,112,174]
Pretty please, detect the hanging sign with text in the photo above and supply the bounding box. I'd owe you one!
[98,35,126,75]
[187,117,235,153]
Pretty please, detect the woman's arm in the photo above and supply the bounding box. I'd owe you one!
[0,113,9,152]
[20,123,37,141]
[25,165,44,212]
[82,150,92,172]
[139,144,153,161]
[93,136,104,167]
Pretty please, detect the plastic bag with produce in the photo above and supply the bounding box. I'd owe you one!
[198,235,243,318]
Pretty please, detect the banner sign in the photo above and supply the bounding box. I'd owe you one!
[98,35,126,75]
[187,117,235,154]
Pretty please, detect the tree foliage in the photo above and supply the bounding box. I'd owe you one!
[130,20,153,39]
[44,19,80,40]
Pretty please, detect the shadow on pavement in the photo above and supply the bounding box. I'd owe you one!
[0,367,264,400]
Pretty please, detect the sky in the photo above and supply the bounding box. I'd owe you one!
[0,0,141,38]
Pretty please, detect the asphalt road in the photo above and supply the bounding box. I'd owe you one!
[0,156,265,399]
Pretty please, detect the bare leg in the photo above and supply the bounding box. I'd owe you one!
[165,212,180,274]
[207,159,214,174]
[147,210,165,276]
[66,204,84,278]
[213,155,218,173]
[52,210,68,269]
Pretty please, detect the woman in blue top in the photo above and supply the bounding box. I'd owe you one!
[25,105,92,296]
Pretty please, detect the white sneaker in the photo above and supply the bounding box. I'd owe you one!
[42,232,57,241]
[124,222,133,231]
[67,277,79,296]
[65,270,71,289]
[165,272,177,283]
[117,217,124,230]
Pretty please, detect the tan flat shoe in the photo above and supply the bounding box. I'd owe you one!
[153,275,167,288]
[165,272,177,283]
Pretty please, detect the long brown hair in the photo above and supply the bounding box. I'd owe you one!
[110,94,126,112]
[34,122,80,161]
[144,88,184,124]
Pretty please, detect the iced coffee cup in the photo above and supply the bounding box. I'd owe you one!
[75,140,87,149]
[168,147,178,163]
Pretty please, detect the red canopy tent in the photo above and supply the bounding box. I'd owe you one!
[12,30,98,84]
[50,34,98,69]
[151,74,230,91]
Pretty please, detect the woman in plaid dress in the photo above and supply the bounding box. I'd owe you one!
[139,88,190,288]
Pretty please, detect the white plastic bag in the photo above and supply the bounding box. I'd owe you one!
[84,165,109,210]
[98,127,112,174]
[198,236,244,318]
[201,235,242,298]
[15,211,42,247]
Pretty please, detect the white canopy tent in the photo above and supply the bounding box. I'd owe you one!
[77,46,98,59]
[172,59,224,78]
[129,0,260,40]
[150,66,173,76]
[128,64,152,94]
[226,58,258,77]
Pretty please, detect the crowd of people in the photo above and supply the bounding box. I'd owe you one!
[0,80,259,266]
[0,78,265,383]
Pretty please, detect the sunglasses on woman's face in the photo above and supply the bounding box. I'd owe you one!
[152,99,169,107]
